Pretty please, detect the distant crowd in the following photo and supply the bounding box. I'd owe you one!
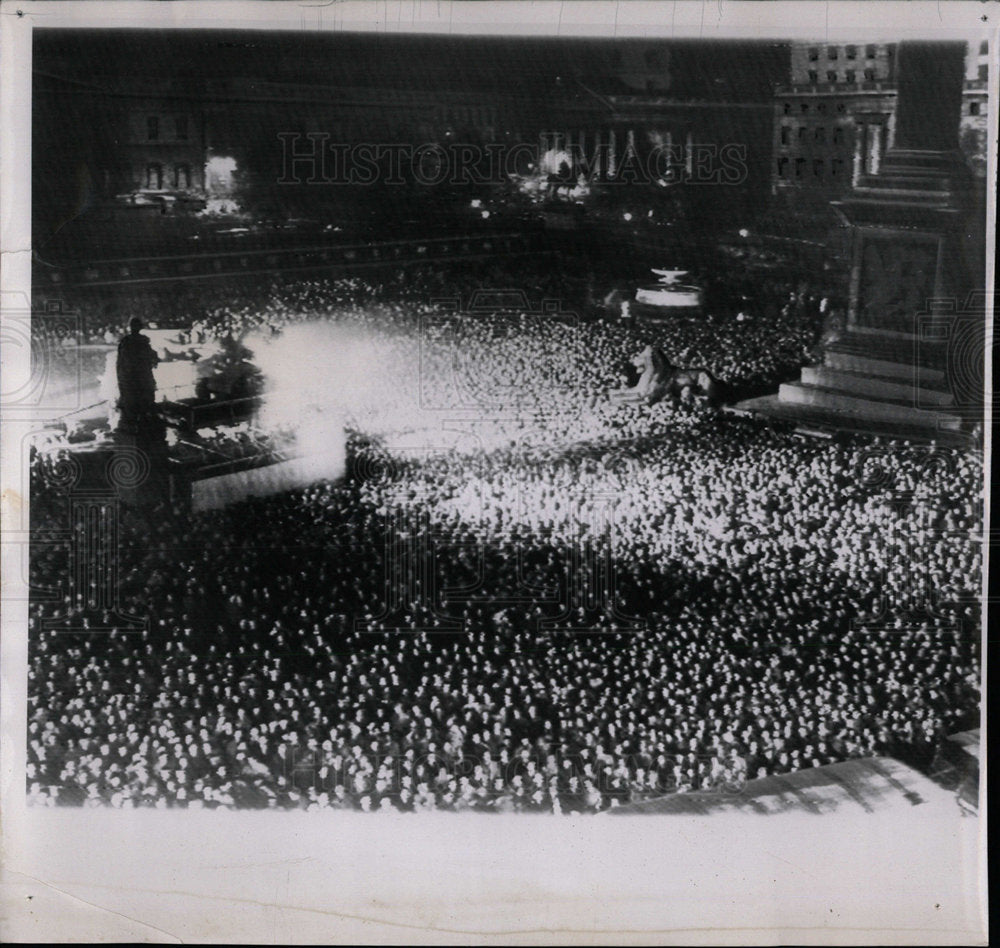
[27,258,981,812]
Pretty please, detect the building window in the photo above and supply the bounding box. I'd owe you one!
[980,40,988,56]
[845,70,856,83]
[795,157,806,177]
[815,127,826,143]
[783,102,792,115]
[801,103,810,113]
[808,47,819,61]
[978,63,988,82]
[145,163,163,189]
[175,116,189,141]
[970,102,981,115]
[174,164,191,189]
[846,45,857,60]
[817,102,827,114]
[147,116,159,141]
[777,156,789,178]
[864,68,875,82]
[836,103,846,113]
[832,127,843,145]
[827,71,838,83]
[808,70,818,84]
[828,46,838,59]
[814,158,824,176]
[798,126,808,141]
[831,157,843,176]
[780,126,790,145]
[865,44,876,58]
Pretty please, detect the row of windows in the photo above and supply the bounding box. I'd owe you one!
[776,156,848,178]
[781,97,982,123]
[782,101,848,115]
[807,44,883,61]
[780,125,846,145]
[807,68,880,84]
[145,163,193,189]
[708,38,983,69]
[804,63,987,84]
[147,116,190,141]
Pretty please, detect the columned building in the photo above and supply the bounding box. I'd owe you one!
[123,92,208,197]
[771,43,898,217]
[770,40,988,222]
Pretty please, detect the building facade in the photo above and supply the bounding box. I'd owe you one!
[770,40,989,219]
[959,39,990,181]
[771,43,898,217]
[123,95,207,196]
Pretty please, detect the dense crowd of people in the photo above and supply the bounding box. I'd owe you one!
[26,259,982,812]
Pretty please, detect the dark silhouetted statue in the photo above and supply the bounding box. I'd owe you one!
[116,317,159,430]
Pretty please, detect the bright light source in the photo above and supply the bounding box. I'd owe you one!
[623,212,633,222]
[205,155,237,195]
[738,228,750,238]
[471,199,482,208]
[481,210,490,219]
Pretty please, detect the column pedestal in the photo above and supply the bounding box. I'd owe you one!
[735,42,980,443]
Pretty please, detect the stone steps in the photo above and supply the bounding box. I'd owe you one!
[823,349,947,383]
[731,395,972,446]
[824,331,947,369]
[777,381,963,431]
[800,365,954,405]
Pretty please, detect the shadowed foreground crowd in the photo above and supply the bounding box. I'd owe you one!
[28,267,981,811]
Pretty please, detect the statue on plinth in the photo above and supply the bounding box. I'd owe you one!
[115,317,160,433]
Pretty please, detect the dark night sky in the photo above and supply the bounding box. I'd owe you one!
[34,29,789,101]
